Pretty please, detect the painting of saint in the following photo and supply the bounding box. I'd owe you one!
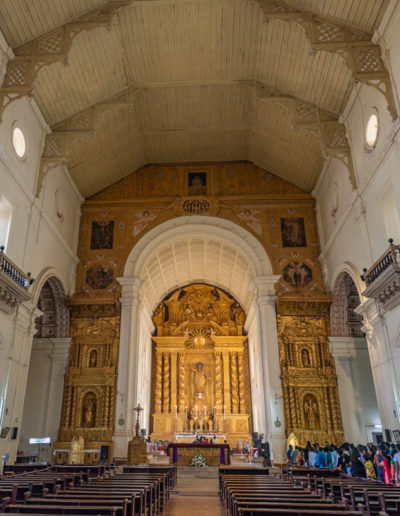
[90,221,114,249]
[86,265,114,289]
[283,262,312,288]
[188,172,207,195]
[281,218,306,247]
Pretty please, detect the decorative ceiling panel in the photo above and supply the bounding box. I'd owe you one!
[0,0,392,196]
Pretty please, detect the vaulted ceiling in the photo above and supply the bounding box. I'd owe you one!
[0,0,391,197]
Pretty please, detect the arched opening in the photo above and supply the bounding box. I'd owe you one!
[114,216,286,461]
[150,283,252,444]
[329,271,380,444]
[19,277,71,461]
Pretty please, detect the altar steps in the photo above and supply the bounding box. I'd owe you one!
[177,466,219,478]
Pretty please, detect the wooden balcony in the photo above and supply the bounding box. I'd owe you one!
[361,239,400,310]
[0,246,32,313]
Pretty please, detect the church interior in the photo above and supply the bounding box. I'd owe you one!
[0,1,400,508]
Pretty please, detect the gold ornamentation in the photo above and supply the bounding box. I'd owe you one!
[151,284,252,445]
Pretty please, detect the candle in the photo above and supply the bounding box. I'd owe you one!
[195,406,198,418]
[185,405,188,418]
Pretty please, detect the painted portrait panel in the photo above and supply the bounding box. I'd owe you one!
[283,262,312,288]
[188,172,207,195]
[86,265,114,289]
[280,218,306,247]
[90,221,114,249]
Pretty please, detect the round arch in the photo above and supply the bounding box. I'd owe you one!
[114,215,286,461]
[330,262,366,301]
[123,215,273,315]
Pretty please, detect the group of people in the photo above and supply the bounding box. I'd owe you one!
[287,441,400,485]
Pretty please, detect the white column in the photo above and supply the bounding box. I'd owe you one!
[114,277,143,458]
[356,299,400,431]
[19,338,71,458]
[252,275,286,463]
[0,302,41,463]
[329,336,380,444]
[42,338,71,441]
[136,307,155,436]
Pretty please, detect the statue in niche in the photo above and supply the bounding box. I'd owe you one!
[301,348,310,367]
[153,303,165,327]
[304,396,319,430]
[191,362,210,399]
[82,394,96,428]
[233,303,245,327]
[89,349,97,368]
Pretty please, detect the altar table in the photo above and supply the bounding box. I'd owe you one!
[167,443,230,466]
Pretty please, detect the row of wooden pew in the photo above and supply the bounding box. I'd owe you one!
[219,466,399,516]
[285,467,400,516]
[0,464,176,516]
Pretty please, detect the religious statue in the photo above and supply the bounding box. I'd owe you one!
[233,303,245,327]
[301,348,310,367]
[304,398,319,429]
[82,395,96,427]
[191,362,210,399]
[153,303,165,328]
[89,349,97,368]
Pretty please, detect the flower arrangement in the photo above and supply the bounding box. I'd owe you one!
[190,453,208,467]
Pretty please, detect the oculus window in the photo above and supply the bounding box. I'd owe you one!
[12,126,26,159]
[365,112,379,148]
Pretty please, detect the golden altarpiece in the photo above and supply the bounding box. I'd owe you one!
[54,162,345,462]
[150,284,251,445]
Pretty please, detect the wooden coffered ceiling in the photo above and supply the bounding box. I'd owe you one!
[0,0,393,198]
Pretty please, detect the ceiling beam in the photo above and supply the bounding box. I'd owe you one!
[254,0,398,120]
[245,80,357,189]
[36,86,141,196]
[0,0,134,122]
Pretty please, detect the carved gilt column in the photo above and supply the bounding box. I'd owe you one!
[230,352,239,413]
[170,351,177,411]
[222,351,231,413]
[215,352,223,413]
[155,352,162,413]
[163,352,170,413]
[178,352,185,413]
[238,352,246,414]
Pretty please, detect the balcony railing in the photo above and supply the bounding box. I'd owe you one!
[0,246,32,289]
[361,239,400,310]
[0,246,33,314]
[361,239,400,286]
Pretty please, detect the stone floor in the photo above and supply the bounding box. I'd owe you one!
[149,453,273,515]
[164,468,223,516]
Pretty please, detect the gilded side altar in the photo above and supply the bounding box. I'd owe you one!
[150,284,252,447]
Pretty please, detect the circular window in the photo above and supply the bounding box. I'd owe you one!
[12,126,26,158]
[365,112,379,148]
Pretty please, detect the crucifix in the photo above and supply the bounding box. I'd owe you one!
[133,403,144,438]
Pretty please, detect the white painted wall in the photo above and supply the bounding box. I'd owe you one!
[314,2,400,442]
[0,34,82,463]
